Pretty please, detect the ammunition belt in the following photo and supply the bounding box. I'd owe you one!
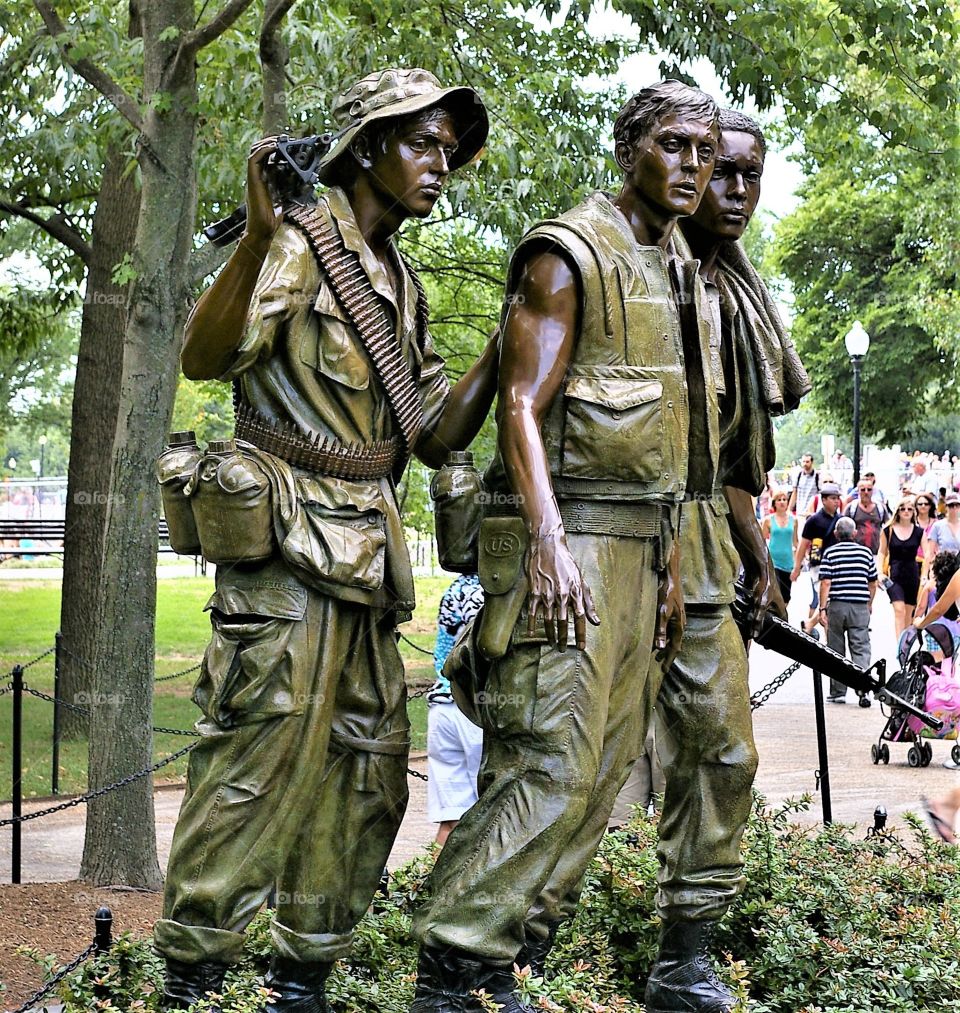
[285,201,425,457]
[235,402,399,481]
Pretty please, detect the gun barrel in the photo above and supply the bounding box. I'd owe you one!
[734,583,943,732]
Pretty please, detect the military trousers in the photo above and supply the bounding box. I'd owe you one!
[526,606,757,946]
[154,558,409,967]
[652,606,758,921]
[413,533,660,964]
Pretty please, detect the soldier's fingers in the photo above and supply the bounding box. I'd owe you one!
[556,597,569,653]
[528,596,541,637]
[582,583,601,625]
[574,612,587,651]
[543,598,556,645]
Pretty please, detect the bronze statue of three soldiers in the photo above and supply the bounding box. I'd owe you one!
[156,67,808,1013]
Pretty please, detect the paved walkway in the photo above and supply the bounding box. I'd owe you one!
[1,589,955,883]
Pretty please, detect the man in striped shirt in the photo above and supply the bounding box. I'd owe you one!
[818,515,877,705]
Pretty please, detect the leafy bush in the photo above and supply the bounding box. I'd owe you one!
[50,796,960,1011]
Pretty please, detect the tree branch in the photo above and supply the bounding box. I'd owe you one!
[181,0,258,55]
[260,0,298,134]
[0,199,92,263]
[33,0,144,134]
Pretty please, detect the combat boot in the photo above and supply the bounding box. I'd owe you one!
[161,957,228,1011]
[263,957,332,1011]
[409,944,528,1012]
[514,919,562,979]
[644,920,735,1013]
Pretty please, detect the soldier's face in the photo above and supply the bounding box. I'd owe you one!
[621,112,718,218]
[366,108,459,218]
[691,130,764,239]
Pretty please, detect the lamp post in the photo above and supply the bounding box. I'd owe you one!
[38,434,47,479]
[844,320,870,486]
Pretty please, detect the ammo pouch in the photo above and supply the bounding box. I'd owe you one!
[475,516,529,660]
[188,440,276,565]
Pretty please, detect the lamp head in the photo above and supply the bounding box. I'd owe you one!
[844,319,870,357]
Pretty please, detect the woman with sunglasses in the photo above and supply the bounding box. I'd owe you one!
[877,499,923,638]
[762,488,797,606]
[923,491,960,581]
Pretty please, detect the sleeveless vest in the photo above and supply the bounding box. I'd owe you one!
[499,192,720,504]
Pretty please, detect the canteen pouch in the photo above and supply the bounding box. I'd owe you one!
[189,441,276,564]
[476,516,529,660]
[156,434,202,555]
[430,452,486,574]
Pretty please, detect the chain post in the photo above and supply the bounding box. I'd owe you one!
[52,632,63,795]
[12,663,23,884]
[94,905,113,953]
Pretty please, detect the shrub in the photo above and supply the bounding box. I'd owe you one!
[50,796,960,1011]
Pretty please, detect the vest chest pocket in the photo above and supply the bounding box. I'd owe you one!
[300,285,371,390]
[561,366,664,482]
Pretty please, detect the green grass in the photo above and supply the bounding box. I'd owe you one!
[0,573,452,798]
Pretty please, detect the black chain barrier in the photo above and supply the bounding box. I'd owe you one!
[399,632,435,657]
[0,741,197,828]
[10,941,96,1013]
[750,660,803,711]
[20,681,202,736]
[155,661,202,683]
[8,907,112,1013]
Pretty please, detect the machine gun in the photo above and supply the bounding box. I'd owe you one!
[732,581,943,732]
[203,132,336,247]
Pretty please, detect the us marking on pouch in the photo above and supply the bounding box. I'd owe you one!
[484,531,523,557]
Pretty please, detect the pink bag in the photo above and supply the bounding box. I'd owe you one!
[909,657,960,739]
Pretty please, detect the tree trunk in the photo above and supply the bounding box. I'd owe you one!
[58,148,138,740]
[80,0,198,888]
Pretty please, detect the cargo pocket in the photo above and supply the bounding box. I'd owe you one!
[479,645,540,738]
[561,365,663,482]
[292,501,387,590]
[194,579,308,727]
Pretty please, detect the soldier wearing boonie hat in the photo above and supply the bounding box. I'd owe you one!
[156,69,494,1012]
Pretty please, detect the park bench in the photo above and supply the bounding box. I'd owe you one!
[0,517,205,573]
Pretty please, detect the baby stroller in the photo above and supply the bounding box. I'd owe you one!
[872,620,960,767]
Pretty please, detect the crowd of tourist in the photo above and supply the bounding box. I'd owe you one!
[760,449,960,705]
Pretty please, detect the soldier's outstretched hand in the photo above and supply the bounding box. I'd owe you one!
[656,546,685,669]
[526,532,600,651]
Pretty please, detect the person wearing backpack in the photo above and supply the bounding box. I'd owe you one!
[843,479,888,555]
[788,452,819,525]
[790,482,843,627]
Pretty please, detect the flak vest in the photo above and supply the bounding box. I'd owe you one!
[499,192,720,508]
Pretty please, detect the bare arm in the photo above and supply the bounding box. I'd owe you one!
[787,487,797,513]
[181,137,281,379]
[498,250,598,650]
[416,331,500,469]
[725,485,786,626]
[818,577,831,627]
[915,570,960,629]
[791,536,811,581]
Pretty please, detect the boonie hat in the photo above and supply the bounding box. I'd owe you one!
[820,482,842,497]
[318,68,488,183]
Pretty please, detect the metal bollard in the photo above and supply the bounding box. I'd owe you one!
[93,906,113,1003]
[52,632,63,795]
[94,906,113,953]
[12,663,23,884]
